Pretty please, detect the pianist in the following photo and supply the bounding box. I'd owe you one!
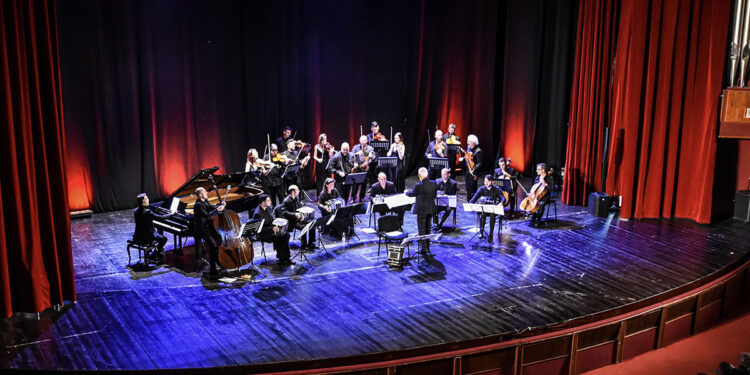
[434,168,457,230]
[133,193,174,258]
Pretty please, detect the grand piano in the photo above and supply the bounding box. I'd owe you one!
[151,167,264,251]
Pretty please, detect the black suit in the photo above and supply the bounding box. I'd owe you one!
[253,205,291,263]
[133,206,170,251]
[328,151,355,202]
[370,181,404,223]
[279,195,316,248]
[407,178,438,252]
[193,199,223,274]
[470,185,506,237]
[435,178,457,228]
[464,146,482,201]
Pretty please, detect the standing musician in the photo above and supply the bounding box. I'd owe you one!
[406,168,438,254]
[370,172,404,223]
[460,134,482,201]
[317,177,352,237]
[282,139,310,192]
[434,168,457,230]
[470,175,506,243]
[253,194,293,266]
[387,132,406,192]
[529,163,555,226]
[493,157,518,217]
[280,185,316,251]
[265,144,285,205]
[245,148,273,186]
[275,125,294,151]
[367,121,387,144]
[328,142,355,204]
[193,187,225,280]
[425,129,447,180]
[351,135,376,203]
[443,123,461,175]
[133,193,174,258]
[313,133,334,195]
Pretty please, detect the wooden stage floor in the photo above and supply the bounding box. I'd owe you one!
[2,185,749,371]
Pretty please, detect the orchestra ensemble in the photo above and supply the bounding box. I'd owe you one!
[132,122,558,280]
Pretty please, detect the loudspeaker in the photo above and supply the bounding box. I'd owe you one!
[735,190,750,223]
[588,192,610,218]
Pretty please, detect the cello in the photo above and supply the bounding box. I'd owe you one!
[519,178,548,214]
[209,179,254,270]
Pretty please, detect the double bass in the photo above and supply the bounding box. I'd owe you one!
[519,179,548,214]
[209,179,254,270]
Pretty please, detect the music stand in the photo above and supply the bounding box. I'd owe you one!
[371,140,390,155]
[345,172,367,186]
[281,163,300,180]
[337,203,362,241]
[435,194,457,227]
[311,214,333,256]
[292,220,315,267]
[428,157,448,179]
[446,144,461,155]
[400,233,442,264]
[377,156,398,169]
[492,178,513,192]
[463,203,504,243]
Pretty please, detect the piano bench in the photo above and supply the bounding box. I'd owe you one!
[127,240,158,266]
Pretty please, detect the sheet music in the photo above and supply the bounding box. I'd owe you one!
[169,197,180,212]
[383,193,415,209]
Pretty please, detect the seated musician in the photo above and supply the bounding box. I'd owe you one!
[425,130,446,180]
[193,187,225,279]
[317,177,352,237]
[275,125,294,151]
[351,135,376,203]
[493,157,518,217]
[470,175,506,243]
[327,142,355,204]
[280,185,316,251]
[530,163,555,227]
[132,193,174,258]
[253,194,293,267]
[434,168,457,230]
[370,172,404,223]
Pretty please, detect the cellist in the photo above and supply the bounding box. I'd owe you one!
[528,163,555,227]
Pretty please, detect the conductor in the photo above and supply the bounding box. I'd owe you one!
[406,167,438,253]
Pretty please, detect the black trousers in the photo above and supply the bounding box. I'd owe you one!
[266,185,284,206]
[434,207,454,227]
[417,213,433,252]
[465,173,478,201]
[531,200,548,223]
[258,233,291,261]
[153,233,167,251]
[293,220,316,248]
[480,213,502,236]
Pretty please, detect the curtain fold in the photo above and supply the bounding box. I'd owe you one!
[564,0,730,223]
[0,0,76,318]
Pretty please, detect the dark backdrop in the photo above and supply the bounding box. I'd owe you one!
[57,0,578,212]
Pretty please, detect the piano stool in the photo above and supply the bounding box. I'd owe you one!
[126,239,159,266]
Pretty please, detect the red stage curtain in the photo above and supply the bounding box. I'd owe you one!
[563,0,730,223]
[0,0,76,318]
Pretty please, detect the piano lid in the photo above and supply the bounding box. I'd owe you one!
[169,167,260,198]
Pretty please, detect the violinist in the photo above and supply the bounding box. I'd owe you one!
[193,187,225,280]
[493,157,518,217]
[460,134,482,201]
[367,121,386,143]
[282,139,310,192]
[529,163,554,227]
[265,144,285,205]
[351,135,376,203]
[470,175,506,244]
[425,129,446,180]
[387,132,406,192]
[443,123,461,175]
[253,194,292,267]
[328,142,355,204]
[313,133,334,194]
[275,125,294,151]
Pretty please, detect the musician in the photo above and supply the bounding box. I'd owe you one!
[313,133,334,194]
[370,172,404,223]
[327,142,355,204]
[434,168,457,230]
[406,167,438,253]
[387,132,406,192]
[193,187,225,280]
[470,175,506,243]
[317,177,351,237]
[367,121,386,144]
[245,148,271,186]
[265,144,285,205]
[275,125,294,151]
[253,194,293,266]
[280,185,316,250]
[493,157,518,217]
[132,193,174,258]
[530,163,555,226]
[460,134,482,201]
[351,135,376,203]
[443,123,461,174]
[282,139,310,192]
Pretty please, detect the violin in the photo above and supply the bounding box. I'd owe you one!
[295,139,309,149]
[445,134,460,145]
[465,149,477,180]
[372,131,386,141]
[272,153,289,164]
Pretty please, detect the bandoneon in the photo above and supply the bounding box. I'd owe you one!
[296,206,315,222]
[326,197,346,211]
[272,218,288,236]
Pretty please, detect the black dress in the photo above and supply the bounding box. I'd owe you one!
[314,145,330,196]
